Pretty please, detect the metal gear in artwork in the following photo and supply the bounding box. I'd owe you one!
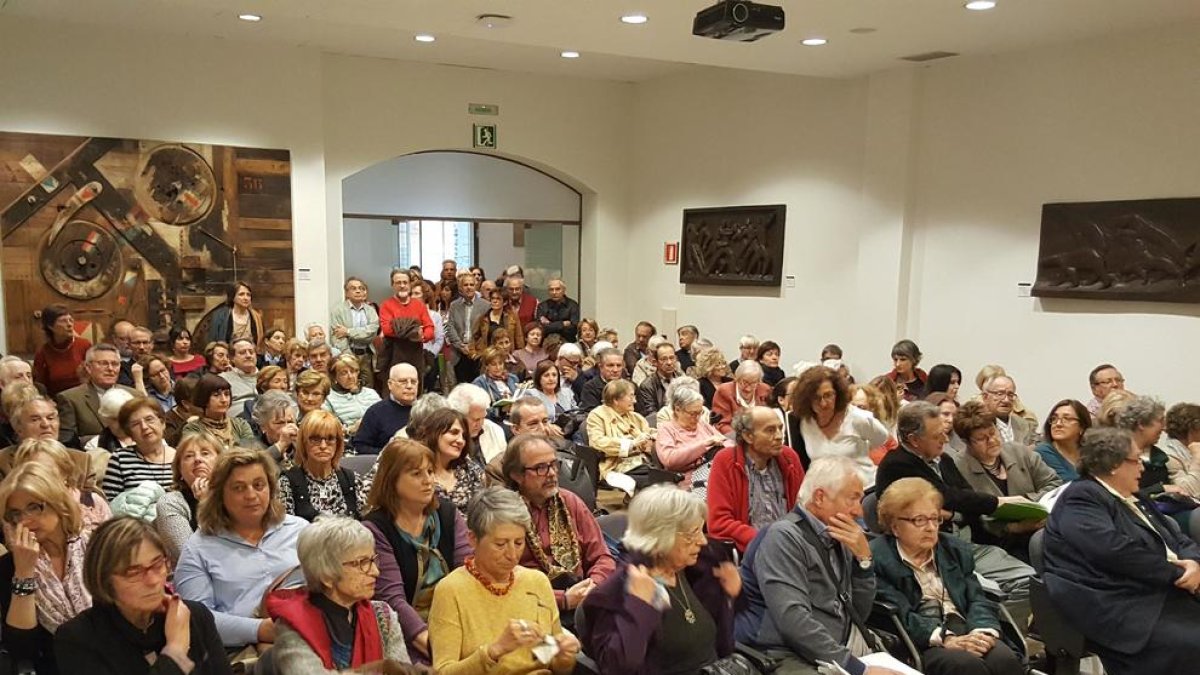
[132,144,217,225]
[39,219,124,300]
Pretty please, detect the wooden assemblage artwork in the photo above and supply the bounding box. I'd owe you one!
[0,132,294,355]
[680,204,786,286]
[1032,197,1200,303]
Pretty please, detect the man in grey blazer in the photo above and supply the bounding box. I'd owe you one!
[330,276,380,362]
[982,375,1037,448]
[55,343,138,441]
[736,457,898,675]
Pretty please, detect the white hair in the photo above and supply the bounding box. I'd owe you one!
[734,360,763,380]
[738,334,760,349]
[591,341,614,357]
[622,484,706,560]
[0,356,30,384]
[297,517,374,591]
[797,456,860,506]
[446,383,491,413]
[557,342,583,359]
[388,362,418,380]
[647,335,668,351]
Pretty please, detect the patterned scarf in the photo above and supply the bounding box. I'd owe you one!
[200,416,234,446]
[35,532,92,633]
[525,493,582,582]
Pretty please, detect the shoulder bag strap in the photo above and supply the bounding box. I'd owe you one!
[788,514,883,653]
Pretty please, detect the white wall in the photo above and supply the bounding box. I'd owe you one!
[907,21,1200,415]
[341,218,398,306]
[343,151,580,222]
[0,17,330,351]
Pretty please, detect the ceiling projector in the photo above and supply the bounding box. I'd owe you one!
[692,0,785,42]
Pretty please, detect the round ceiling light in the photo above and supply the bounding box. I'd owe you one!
[965,1,997,10]
[801,37,828,46]
[414,34,436,43]
[620,13,648,25]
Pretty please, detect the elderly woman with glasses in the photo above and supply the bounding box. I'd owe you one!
[583,484,742,674]
[261,516,421,673]
[12,438,110,533]
[175,448,307,650]
[428,486,579,675]
[54,518,231,675]
[103,397,177,500]
[0,463,92,674]
[870,477,1024,675]
[278,411,367,521]
[655,385,729,491]
[1043,427,1200,675]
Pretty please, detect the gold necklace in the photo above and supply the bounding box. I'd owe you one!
[666,572,696,624]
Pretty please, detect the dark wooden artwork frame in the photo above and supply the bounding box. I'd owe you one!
[1032,197,1200,303]
[0,131,295,356]
[680,204,786,286]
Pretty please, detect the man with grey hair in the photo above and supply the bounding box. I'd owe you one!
[446,383,507,463]
[330,276,379,362]
[675,324,699,371]
[221,337,260,418]
[447,269,483,384]
[981,374,1036,447]
[708,406,804,552]
[738,457,897,675]
[535,278,580,343]
[877,401,1034,603]
[579,347,627,414]
[555,342,586,400]
[352,362,418,455]
[0,355,35,394]
[56,343,137,440]
[501,433,614,620]
[712,359,771,434]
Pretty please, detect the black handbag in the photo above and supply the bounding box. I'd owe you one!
[699,644,781,675]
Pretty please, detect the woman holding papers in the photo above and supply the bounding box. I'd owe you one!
[951,401,1061,561]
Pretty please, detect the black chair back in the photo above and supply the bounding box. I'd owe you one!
[1029,528,1046,574]
[862,490,883,534]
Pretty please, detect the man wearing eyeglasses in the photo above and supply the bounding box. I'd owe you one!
[981,375,1036,448]
[1086,363,1126,419]
[555,343,586,401]
[55,343,138,441]
[500,433,614,624]
[738,457,903,675]
[635,342,680,419]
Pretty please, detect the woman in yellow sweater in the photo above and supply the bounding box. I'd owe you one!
[428,486,579,675]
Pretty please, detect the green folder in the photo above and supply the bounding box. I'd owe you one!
[990,501,1049,522]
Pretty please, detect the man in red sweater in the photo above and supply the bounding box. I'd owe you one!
[706,406,805,552]
[378,269,434,388]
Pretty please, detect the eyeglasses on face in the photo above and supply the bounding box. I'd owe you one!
[342,554,380,574]
[522,461,558,477]
[308,436,339,446]
[1049,415,1080,425]
[986,391,1016,400]
[896,514,944,528]
[118,555,169,582]
[676,528,707,545]
[4,502,45,525]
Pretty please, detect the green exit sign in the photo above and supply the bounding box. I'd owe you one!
[473,124,497,149]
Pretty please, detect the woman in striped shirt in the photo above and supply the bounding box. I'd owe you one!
[102,397,175,500]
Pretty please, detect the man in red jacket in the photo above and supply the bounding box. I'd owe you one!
[707,406,805,552]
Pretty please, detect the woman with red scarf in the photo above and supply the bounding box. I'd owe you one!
[264,517,426,673]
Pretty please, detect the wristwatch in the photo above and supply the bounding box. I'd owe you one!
[858,556,873,570]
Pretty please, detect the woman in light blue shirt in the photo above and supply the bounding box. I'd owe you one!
[175,448,308,649]
[523,361,575,421]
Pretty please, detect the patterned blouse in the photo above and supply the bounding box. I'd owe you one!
[279,467,371,519]
[435,459,486,513]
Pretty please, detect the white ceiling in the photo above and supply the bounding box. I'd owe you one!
[3,0,1199,82]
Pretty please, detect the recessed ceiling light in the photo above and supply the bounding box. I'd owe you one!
[801,37,828,46]
[237,13,262,22]
[560,51,580,59]
[414,34,436,43]
[964,1,997,10]
[620,13,648,25]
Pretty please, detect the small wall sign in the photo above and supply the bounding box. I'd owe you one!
[664,241,679,265]
[473,124,497,149]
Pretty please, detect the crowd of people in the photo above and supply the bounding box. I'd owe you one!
[0,259,1193,675]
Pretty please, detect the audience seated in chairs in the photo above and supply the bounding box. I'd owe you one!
[155,431,223,562]
[278,410,368,521]
[500,433,614,622]
[1043,427,1200,675]
[411,407,484,513]
[712,360,771,435]
[354,363,419,455]
[253,390,300,467]
[427,486,579,674]
[654,385,729,493]
[55,517,233,675]
[1033,399,1091,482]
[14,438,110,534]
[583,484,741,674]
[181,374,256,449]
[585,379,655,491]
[707,406,804,553]
[736,457,883,675]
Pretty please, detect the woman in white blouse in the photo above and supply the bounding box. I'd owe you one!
[791,365,889,488]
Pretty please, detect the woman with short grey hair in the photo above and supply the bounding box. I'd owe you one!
[656,385,728,493]
[655,376,705,426]
[582,484,741,673]
[1043,426,1200,675]
[253,390,300,465]
[262,516,417,672]
[1111,395,1175,496]
[428,486,579,674]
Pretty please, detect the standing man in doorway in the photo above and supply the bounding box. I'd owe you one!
[379,268,434,392]
[536,278,581,344]
[447,270,483,384]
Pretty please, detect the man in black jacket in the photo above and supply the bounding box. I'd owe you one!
[535,279,581,343]
[876,401,1033,603]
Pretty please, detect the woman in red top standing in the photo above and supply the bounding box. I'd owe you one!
[32,305,91,397]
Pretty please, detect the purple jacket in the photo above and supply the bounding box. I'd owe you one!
[581,544,738,674]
